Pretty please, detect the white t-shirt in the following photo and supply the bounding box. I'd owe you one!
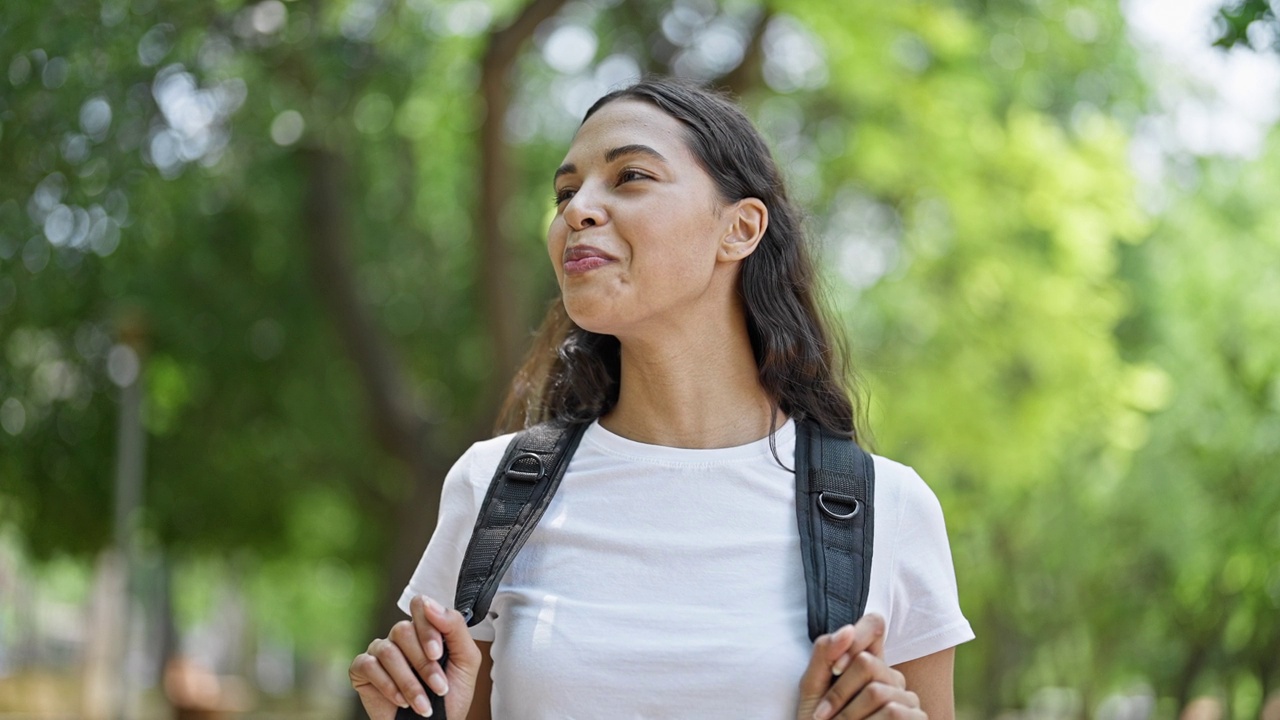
[399,419,973,719]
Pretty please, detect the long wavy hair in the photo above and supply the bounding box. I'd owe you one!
[496,77,867,446]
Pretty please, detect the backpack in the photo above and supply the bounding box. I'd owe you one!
[403,418,874,720]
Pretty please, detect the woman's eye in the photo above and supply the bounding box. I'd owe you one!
[554,171,646,206]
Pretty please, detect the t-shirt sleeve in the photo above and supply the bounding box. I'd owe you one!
[396,443,498,642]
[883,468,974,667]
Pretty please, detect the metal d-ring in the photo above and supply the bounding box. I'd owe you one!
[817,492,861,521]
[504,451,546,482]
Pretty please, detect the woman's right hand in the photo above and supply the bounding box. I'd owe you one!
[350,595,483,719]
[797,614,924,720]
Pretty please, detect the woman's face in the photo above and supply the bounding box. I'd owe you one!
[547,100,745,338]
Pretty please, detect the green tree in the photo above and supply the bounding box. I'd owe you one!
[1106,138,1280,711]
[2,0,1276,715]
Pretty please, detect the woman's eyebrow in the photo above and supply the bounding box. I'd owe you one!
[604,143,667,164]
[553,144,668,183]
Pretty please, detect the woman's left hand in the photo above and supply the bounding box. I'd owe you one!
[796,614,926,720]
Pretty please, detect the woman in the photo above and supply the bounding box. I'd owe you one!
[349,77,973,719]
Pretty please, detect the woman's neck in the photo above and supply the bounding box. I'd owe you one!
[599,310,781,449]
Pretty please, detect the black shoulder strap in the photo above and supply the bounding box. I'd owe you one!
[794,419,876,641]
[411,421,587,720]
[453,421,589,624]
[411,418,871,719]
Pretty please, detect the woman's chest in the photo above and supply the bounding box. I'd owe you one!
[481,473,813,718]
[478,465,894,717]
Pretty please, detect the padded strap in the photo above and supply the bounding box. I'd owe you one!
[402,419,870,720]
[455,421,588,623]
[401,421,587,720]
[794,420,876,641]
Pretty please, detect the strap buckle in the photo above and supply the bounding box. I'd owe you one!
[817,491,861,521]
[504,451,546,482]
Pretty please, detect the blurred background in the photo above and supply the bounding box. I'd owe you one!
[1,0,1279,717]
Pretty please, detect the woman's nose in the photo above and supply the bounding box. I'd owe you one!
[564,188,607,231]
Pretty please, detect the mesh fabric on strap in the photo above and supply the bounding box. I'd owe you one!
[794,420,876,641]
[401,421,587,720]
[454,421,588,623]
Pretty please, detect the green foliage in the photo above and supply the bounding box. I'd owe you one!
[1214,0,1278,51]
[1105,139,1280,712]
[1,0,1277,713]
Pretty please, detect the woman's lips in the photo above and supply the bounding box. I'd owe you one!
[564,257,612,274]
[563,245,616,275]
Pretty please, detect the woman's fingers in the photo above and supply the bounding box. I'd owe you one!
[411,595,483,718]
[832,614,887,676]
[803,625,863,692]
[388,620,448,708]
[410,595,447,662]
[354,635,438,716]
[349,595,480,720]
[864,703,927,720]
[830,681,920,719]
[799,623,864,703]
[405,595,450,710]
[797,630,851,719]
[814,649,915,720]
[349,651,410,719]
[798,615,889,720]
[420,595,483,681]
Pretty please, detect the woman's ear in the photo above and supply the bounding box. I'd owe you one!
[718,198,769,262]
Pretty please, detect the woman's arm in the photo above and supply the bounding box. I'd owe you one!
[895,647,956,720]
[465,642,493,720]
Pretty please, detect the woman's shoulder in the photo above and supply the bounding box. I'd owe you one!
[448,431,519,487]
[865,454,973,663]
[431,431,521,522]
[868,453,947,522]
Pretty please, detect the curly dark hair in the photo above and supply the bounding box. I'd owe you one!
[496,76,866,446]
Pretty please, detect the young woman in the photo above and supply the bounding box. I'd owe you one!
[349,78,973,720]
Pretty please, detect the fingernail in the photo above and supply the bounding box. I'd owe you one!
[428,672,449,696]
[412,695,431,717]
[832,653,851,676]
[426,639,442,660]
[395,692,408,708]
[813,699,832,720]
[425,597,443,615]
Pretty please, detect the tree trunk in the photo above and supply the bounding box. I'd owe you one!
[298,145,445,631]
[296,6,570,720]
[718,9,771,97]
[299,146,454,720]
[1173,628,1218,711]
[81,550,127,720]
[476,0,571,407]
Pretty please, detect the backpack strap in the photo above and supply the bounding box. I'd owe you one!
[407,418,870,719]
[454,420,589,623]
[794,419,876,641]
[408,420,588,720]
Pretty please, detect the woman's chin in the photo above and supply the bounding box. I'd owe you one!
[563,299,619,336]
[566,314,614,336]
